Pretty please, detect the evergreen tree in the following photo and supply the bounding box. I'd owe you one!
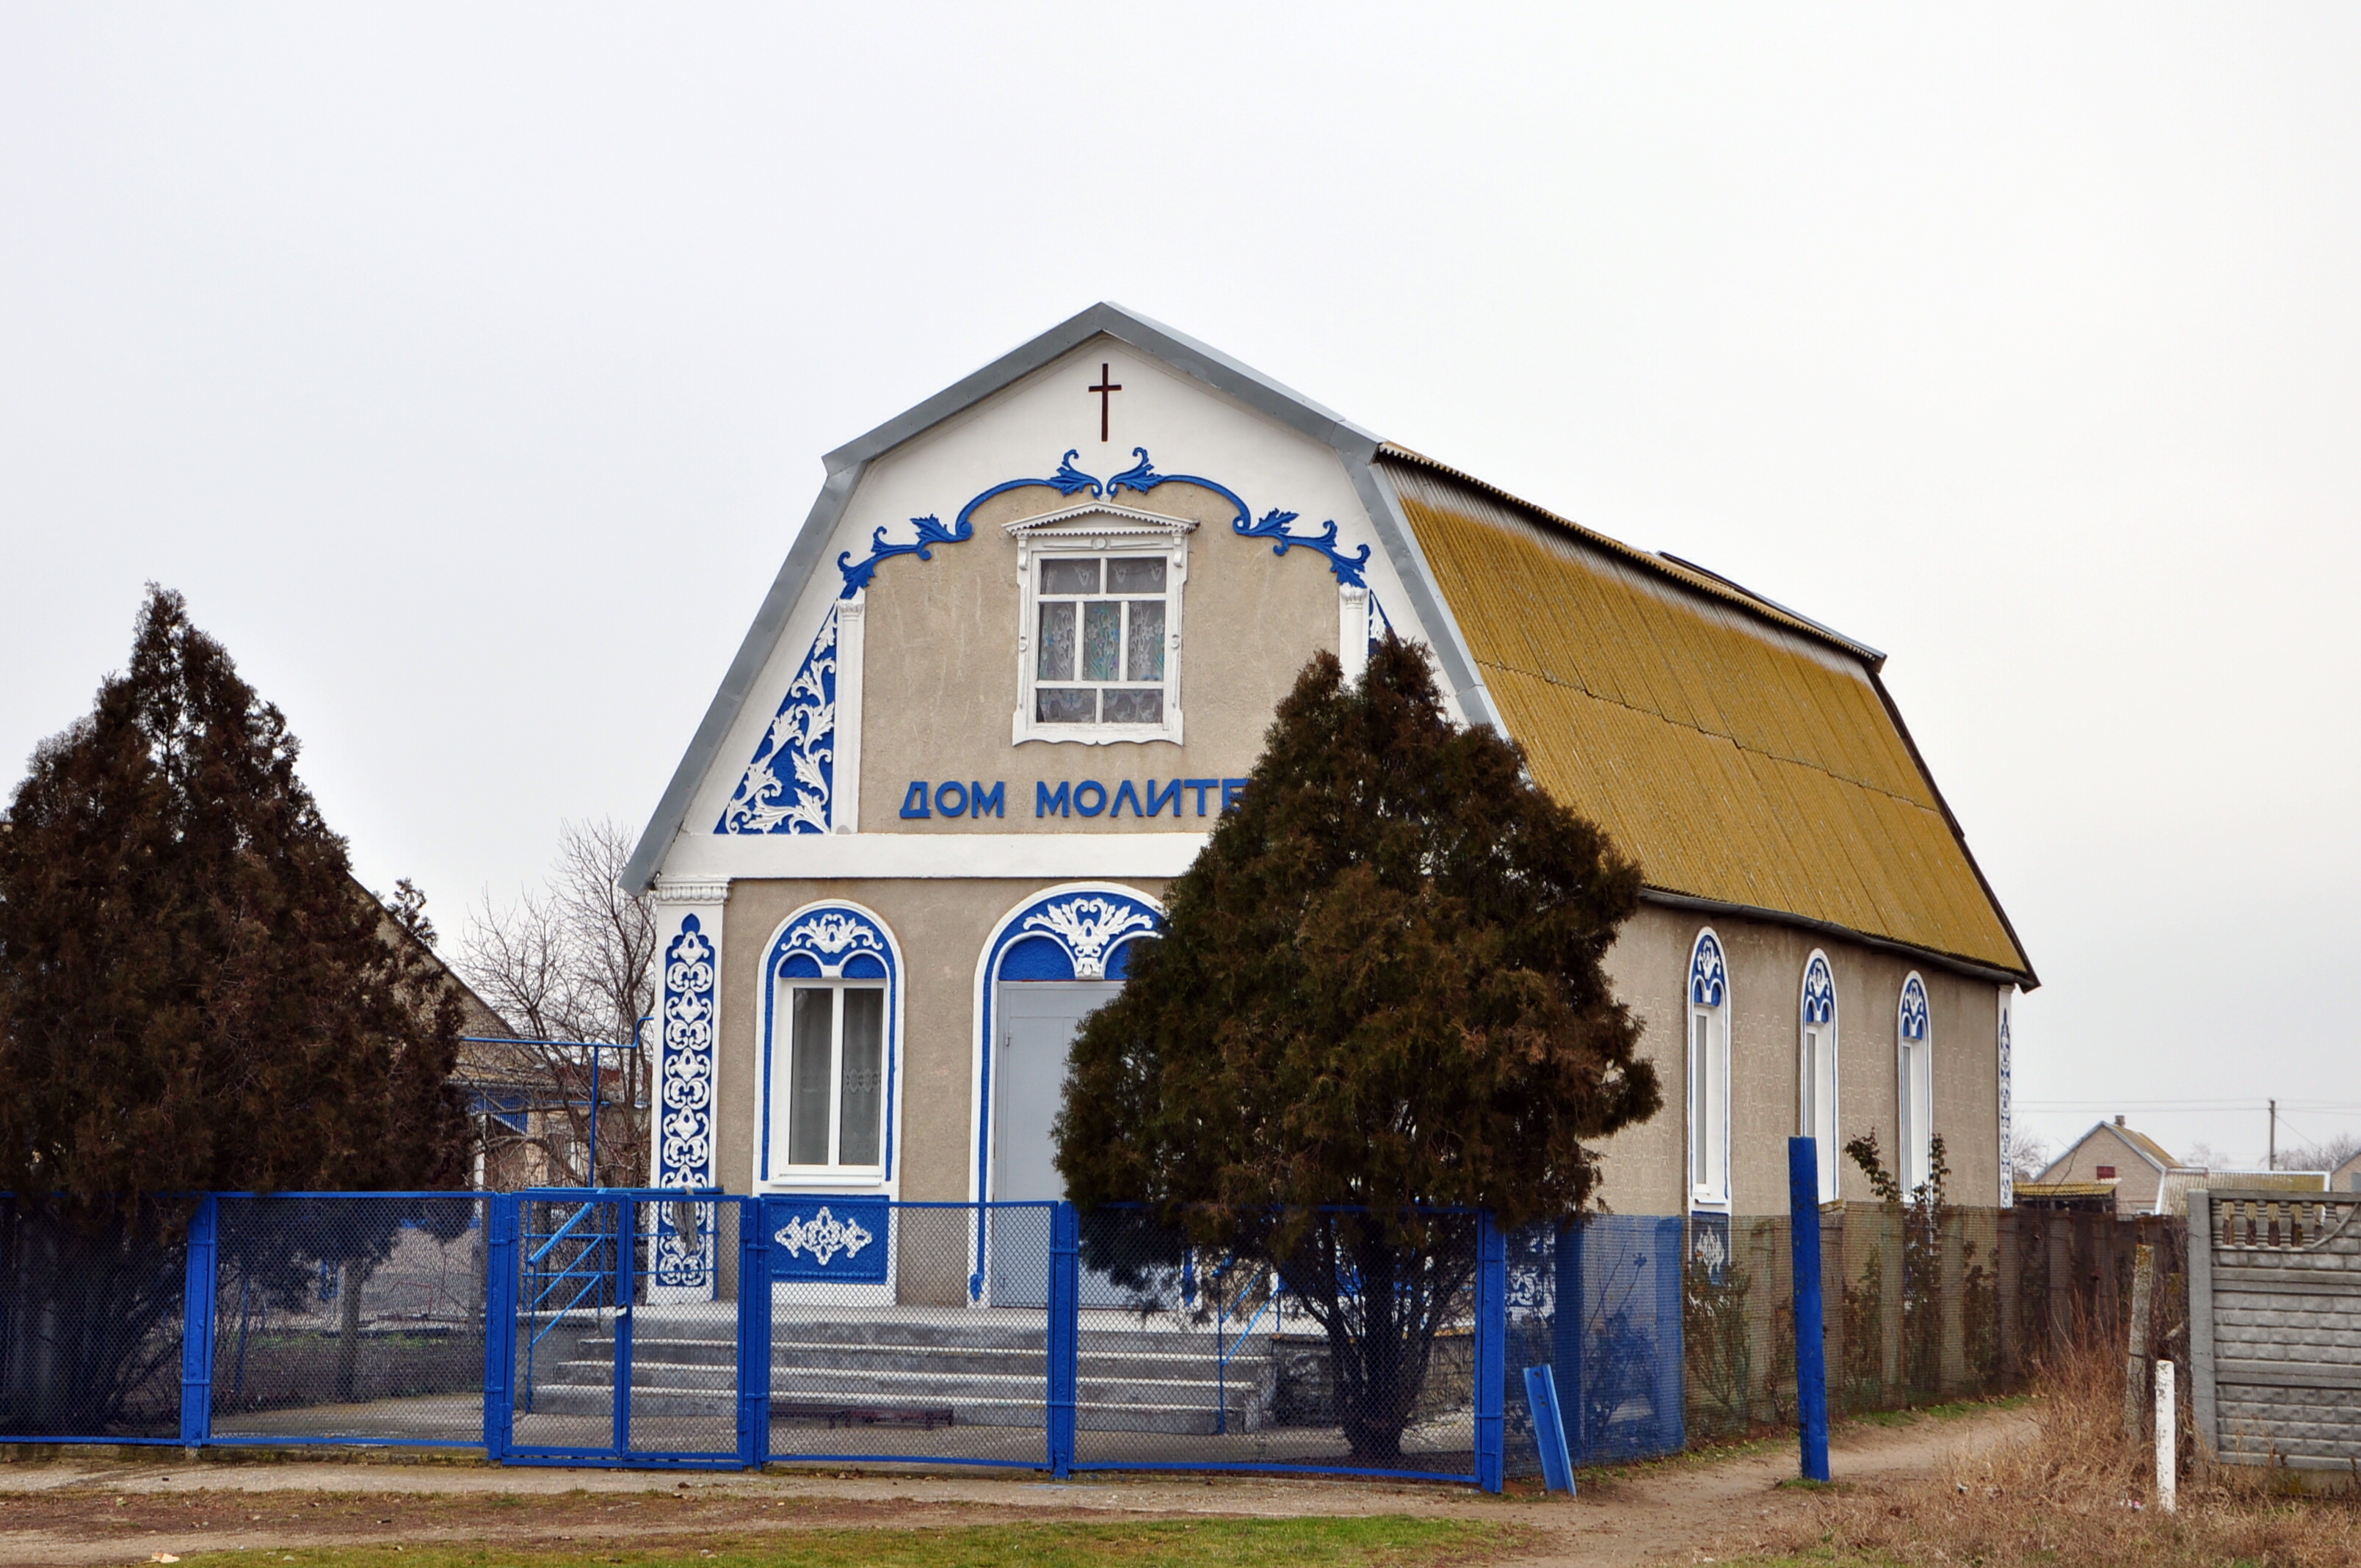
[0,587,469,1432]
[1056,636,1660,1462]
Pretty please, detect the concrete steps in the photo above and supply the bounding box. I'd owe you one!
[522,1315,1276,1436]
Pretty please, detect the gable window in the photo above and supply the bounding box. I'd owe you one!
[1034,556,1169,724]
[1800,951,1840,1203]
[1009,504,1193,745]
[1897,973,1933,1194]
[1688,930,1731,1210]
[2096,1165,2117,1180]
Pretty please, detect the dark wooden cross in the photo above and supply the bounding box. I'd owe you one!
[1088,363,1123,441]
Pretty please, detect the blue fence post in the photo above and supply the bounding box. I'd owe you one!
[1789,1138,1832,1482]
[178,1194,220,1449]
[737,1196,772,1470]
[1474,1210,1506,1493]
[1046,1202,1078,1478]
[483,1194,518,1459]
[1655,1216,1687,1455]
[1552,1218,1585,1464]
[612,1196,634,1456]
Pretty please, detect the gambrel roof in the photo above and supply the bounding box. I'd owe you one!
[627,303,2033,986]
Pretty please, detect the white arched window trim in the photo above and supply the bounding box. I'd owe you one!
[1687,929,1732,1211]
[755,899,906,1196]
[1799,951,1840,1204]
[1897,972,1933,1195]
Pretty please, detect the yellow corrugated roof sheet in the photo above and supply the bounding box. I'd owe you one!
[1382,451,2031,981]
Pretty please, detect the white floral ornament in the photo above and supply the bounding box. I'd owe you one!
[775,1207,874,1268]
[1021,895,1158,980]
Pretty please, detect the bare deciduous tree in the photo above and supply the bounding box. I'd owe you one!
[2005,1129,2052,1185]
[457,819,655,1187]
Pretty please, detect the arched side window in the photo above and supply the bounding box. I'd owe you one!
[759,904,902,1186]
[1688,929,1731,1210]
[1800,951,1840,1203]
[1897,973,1932,1194]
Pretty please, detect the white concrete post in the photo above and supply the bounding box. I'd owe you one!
[2155,1358,2177,1514]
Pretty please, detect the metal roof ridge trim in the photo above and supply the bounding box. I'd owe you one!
[1374,443,1883,666]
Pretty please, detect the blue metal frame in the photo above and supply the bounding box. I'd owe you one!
[1473,1211,1506,1493]
[1789,1138,1831,1482]
[484,1194,519,1459]
[736,1202,772,1467]
[499,1188,748,1470]
[1047,1201,1078,1477]
[178,1195,219,1448]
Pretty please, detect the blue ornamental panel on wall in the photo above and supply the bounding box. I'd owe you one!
[1899,975,1930,1042]
[654,911,720,1290]
[766,1195,891,1284]
[1802,954,1835,1025]
[1689,932,1727,1008]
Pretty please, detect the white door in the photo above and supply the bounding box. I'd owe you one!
[992,981,1119,1303]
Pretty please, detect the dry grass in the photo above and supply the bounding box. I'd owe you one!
[1774,1343,2361,1567]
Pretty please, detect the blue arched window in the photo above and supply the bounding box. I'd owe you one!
[1801,951,1840,1202]
[761,904,900,1185]
[1688,930,1730,1209]
[1897,973,1932,1194]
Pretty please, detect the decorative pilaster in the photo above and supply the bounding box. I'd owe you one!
[650,879,727,1295]
[1338,584,1371,685]
[833,592,866,833]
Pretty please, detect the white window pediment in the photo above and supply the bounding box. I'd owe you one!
[1009,504,1196,746]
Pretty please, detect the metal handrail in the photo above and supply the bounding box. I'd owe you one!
[526,1199,604,1266]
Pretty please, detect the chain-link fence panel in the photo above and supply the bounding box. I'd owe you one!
[1070,1208,1479,1478]
[767,1201,1051,1467]
[627,1196,744,1460]
[0,1197,187,1441]
[211,1195,487,1445]
[510,1194,623,1455]
[1502,1214,1686,1478]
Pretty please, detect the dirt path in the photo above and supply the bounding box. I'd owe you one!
[0,1406,2031,1567]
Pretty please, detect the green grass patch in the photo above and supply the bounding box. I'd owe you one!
[179,1516,1516,1568]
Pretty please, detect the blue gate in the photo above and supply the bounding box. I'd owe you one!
[488,1190,761,1468]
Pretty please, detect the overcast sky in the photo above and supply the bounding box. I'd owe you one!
[4,6,2355,1169]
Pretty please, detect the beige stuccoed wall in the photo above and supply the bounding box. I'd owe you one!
[1591,903,2006,1217]
[858,481,1340,830]
[709,887,2003,1224]
[714,876,1169,1208]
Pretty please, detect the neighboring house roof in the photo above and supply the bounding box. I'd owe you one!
[2036,1120,2179,1183]
[625,302,2034,985]
[1378,449,2031,981]
[2157,1168,2330,1216]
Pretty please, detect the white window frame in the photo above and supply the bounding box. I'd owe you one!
[1687,929,1732,1212]
[1008,503,1195,746]
[770,978,890,1177]
[1897,971,1934,1195]
[1799,951,1841,1203]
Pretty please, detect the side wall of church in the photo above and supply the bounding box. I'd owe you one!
[1595,903,2005,1216]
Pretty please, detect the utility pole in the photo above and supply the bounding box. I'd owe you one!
[2268,1098,2277,1171]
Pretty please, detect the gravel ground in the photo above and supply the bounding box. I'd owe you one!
[0,1404,2034,1567]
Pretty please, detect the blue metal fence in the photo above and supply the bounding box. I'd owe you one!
[2,1192,1725,1491]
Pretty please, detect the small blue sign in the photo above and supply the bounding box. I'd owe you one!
[765,1195,891,1283]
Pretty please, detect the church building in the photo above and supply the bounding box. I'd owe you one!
[623,303,2037,1280]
